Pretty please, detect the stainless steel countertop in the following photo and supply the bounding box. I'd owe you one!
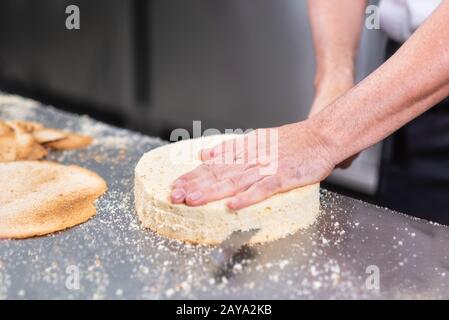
[1,96,448,299]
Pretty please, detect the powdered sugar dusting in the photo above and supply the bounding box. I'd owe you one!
[1,98,449,299]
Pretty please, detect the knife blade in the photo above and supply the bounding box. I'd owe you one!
[209,229,260,266]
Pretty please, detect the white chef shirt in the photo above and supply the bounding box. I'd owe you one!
[379,0,442,42]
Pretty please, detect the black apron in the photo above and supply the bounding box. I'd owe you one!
[377,40,449,224]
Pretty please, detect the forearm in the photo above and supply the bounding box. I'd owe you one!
[310,1,449,164]
[308,0,367,82]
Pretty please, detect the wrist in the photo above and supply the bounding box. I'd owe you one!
[315,64,355,90]
[302,115,348,168]
[309,68,355,118]
[315,50,355,85]
[297,119,341,169]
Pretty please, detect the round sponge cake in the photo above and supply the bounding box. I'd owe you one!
[0,161,107,239]
[134,135,320,245]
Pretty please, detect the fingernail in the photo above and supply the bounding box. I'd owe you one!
[227,198,239,210]
[171,189,186,201]
[200,149,213,160]
[187,191,203,202]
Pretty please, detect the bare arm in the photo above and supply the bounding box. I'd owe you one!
[171,1,449,210]
[308,0,367,116]
[312,0,449,165]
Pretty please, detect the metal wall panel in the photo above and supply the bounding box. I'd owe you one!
[0,0,134,114]
[150,0,386,194]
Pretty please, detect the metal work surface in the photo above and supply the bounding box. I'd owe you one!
[0,95,448,299]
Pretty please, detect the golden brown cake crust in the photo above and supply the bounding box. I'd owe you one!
[0,161,107,239]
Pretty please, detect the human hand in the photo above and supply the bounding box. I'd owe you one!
[170,122,337,210]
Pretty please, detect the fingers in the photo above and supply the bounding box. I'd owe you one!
[226,175,286,210]
[199,143,224,161]
[171,166,265,206]
[199,135,249,162]
[171,163,213,189]
[171,164,217,204]
[171,188,187,203]
[200,147,214,161]
[172,130,279,206]
[200,129,276,164]
[183,179,236,206]
[173,161,241,189]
